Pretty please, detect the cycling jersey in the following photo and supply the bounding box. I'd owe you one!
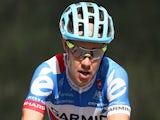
[23,53,131,120]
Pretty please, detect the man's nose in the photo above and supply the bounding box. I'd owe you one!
[81,56,92,69]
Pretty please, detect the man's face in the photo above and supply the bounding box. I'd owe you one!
[62,19,106,86]
[65,40,104,87]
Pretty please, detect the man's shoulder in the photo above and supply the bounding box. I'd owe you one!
[46,53,66,74]
[102,57,124,69]
[35,53,66,75]
[101,57,127,76]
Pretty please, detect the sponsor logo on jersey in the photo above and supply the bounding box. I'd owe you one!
[97,79,102,89]
[48,107,107,120]
[31,74,54,96]
[107,70,126,102]
[93,90,102,100]
[23,100,45,114]
[107,105,131,116]
[46,102,107,120]
[27,95,45,104]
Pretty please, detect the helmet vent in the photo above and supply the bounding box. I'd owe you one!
[61,18,65,30]
[98,25,103,38]
[107,18,111,37]
[68,13,73,34]
[77,7,83,19]
[88,6,94,13]
[99,10,104,21]
[78,22,84,36]
[89,16,94,24]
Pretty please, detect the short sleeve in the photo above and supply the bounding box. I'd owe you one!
[105,58,131,116]
[22,62,54,114]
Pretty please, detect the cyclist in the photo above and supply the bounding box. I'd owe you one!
[21,2,131,120]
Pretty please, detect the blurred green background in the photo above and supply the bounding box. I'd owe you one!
[0,0,159,119]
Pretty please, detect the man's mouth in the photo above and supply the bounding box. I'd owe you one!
[79,71,90,80]
[80,71,90,75]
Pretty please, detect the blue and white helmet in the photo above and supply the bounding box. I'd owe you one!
[59,2,114,43]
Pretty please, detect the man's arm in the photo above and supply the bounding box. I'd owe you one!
[21,108,44,120]
[106,67,131,120]
[107,113,130,120]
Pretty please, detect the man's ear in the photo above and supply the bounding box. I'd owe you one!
[62,39,68,52]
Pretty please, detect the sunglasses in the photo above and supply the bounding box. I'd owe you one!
[66,41,107,61]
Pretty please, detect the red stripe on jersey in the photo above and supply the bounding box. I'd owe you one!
[55,54,66,72]
[49,109,58,120]
[23,100,46,114]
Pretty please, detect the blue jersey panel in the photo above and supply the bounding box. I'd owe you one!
[23,54,131,119]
